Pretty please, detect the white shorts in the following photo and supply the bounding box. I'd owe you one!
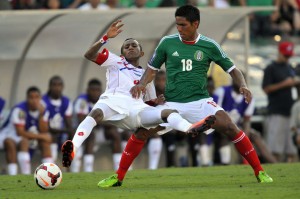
[0,130,22,149]
[92,94,161,130]
[156,97,223,124]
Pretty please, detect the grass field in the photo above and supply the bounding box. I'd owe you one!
[1,163,300,199]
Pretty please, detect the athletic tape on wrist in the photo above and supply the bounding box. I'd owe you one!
[99,35,108,44]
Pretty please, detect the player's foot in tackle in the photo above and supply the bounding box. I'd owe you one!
[98,174,122,188]
[256,171,273,183]
[187,115,216,135]
[61,140,75,167]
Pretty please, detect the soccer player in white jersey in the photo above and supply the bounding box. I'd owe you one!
[128,5,273,184]
[61,20,212,174]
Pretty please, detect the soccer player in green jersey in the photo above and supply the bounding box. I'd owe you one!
[98,5,273,187]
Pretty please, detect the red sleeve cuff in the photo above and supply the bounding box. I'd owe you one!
[95,48,109,65]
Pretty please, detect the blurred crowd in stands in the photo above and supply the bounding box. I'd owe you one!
[0,0,299,37]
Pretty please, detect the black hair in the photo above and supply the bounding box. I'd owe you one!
[26,86,40,97]
[88,78,102,87]
[175,5,200,23]
[49,75,63,86]
[121,38,143,54]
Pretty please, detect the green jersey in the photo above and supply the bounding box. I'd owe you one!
[148,34,234,103]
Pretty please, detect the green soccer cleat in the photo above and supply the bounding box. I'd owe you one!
[97,174,122,188]
[256,171,273,183]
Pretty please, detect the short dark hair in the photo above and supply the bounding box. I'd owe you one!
[88,78,101,87]
[175,5,200,23]
[121,38,143,54]
[49,75,63,86]
[26,86,40,97]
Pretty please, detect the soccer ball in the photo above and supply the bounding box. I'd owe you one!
[34,163,62,190]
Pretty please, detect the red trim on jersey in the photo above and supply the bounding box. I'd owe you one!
[95,48,109,65]
[182,40,196,45]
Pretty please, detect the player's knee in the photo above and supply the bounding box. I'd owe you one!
[134,128,150,141]
[4,138,16,150]
[161,109,178,121]
[89,108,104,124]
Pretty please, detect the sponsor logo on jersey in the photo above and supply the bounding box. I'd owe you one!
[194,50,203,61]
[172,51,179,56]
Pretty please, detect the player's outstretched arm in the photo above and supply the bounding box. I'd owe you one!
[229,68,252,104]
[84,20,124,62]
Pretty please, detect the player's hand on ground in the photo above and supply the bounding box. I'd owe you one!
[239,86,252,104]
[106,20,124,39]
[130,84,146,99]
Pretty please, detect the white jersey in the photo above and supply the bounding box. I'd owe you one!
[96,49,157,101]
[91,49,159,131]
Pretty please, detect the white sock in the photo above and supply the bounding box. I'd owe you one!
[83,154,94,172]
[7,163,18,175]
[70,146,83,173]
[50,143,58,161]
[17,151,31,174]
[42,157,54,163]
[112,153,122,171]
[200,144,211,166]
[148,138,163,170]
[167,113,192,132]
[72,116,97,150]
[219,145,231,164]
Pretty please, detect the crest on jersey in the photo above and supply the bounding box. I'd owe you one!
[18,110,25,120]
[194,50,203,61]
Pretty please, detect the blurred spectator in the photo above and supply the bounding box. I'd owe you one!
[120,0,173,8]
[78,0,110,10]
[60,0,83,9]
[132,0,147,8]
[278,0,300,35]
[106,0,119,8]
[0,0,12,10]
[71,79,123,172]
[247,0,285,38]
[44,0,60,9]
[0,86,52,175]
[11,0,37,9]
[42,75,73,163]
[262,41,299,162]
